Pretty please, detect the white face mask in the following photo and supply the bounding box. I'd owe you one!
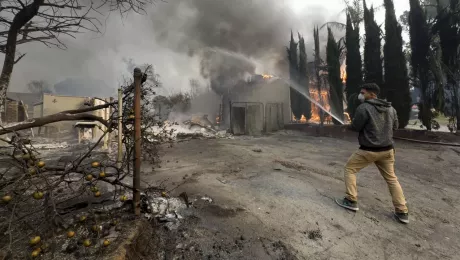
[358,93,365,103]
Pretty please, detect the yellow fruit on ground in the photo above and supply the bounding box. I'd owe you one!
[85,174,93,181]
[67,231,75,238]
[90,186,99,192]
[31,250,40,258]
[120,195,128,202]
[83,239,91,247]
[103,239,110,247]
[98,172,106,178]
[33,191,44,200]
[91,225,101,232]
[94,191,101,197]
[28,167,37,175]
[30,236,41,246]
[161,192,167,197]
[2,195,12,203]
[79,215,87,222]
[37,161,45,168]
[91,161,100,168]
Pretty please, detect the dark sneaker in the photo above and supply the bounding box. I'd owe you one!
[394,212,409,224]
[335,197,359,211]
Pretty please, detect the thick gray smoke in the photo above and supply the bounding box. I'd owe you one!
[148,0,331,94]
[8,0,343,97]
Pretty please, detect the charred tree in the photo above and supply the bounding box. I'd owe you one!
[384,0,411,128]
[327,27,344,125]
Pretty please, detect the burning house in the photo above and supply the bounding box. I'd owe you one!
[218,74,291,135]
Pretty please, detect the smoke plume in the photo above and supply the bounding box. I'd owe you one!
[8,0,343,96]
[148,0,331,94]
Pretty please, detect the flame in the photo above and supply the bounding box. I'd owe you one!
[262,74,274,79]
[340,64,347,84]
[292,89,331,124]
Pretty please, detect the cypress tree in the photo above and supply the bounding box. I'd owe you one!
[313,26,325,125]
[363,0,383,89]
[345,13,363,118]
[433,0,460,130]
[384,0,411,128]
[327,27,344,124]
[298,33,312,120]
[287,31,302,120]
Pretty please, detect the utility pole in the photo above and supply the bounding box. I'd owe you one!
[133,68,142,216]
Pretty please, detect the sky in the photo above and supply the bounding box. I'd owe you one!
[4,0,410,96]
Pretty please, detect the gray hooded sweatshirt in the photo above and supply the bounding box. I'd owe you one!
[351,99,398,151]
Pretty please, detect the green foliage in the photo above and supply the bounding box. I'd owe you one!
[345,13,363,118]
[287,31,302,119]
[298,34,312,120]
[326,27,344,125]
[384,0,411,128]
[409,0,433,129]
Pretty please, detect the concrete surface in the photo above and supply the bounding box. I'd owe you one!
[144,130,460,260]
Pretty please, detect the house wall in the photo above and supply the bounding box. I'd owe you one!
[3,100,19,123]
[92,98,112,140]
[33,104,43,118]
[42,94,87,134]
[229,78,291,126]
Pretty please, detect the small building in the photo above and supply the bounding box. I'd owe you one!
[33,93,112,138]
[222,75,291,135]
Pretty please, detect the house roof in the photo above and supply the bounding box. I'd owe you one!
[6,92,42,106]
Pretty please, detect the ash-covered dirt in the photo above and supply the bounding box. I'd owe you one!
[143,130,460,260]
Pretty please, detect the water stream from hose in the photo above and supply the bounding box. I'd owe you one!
[279,78,345,125]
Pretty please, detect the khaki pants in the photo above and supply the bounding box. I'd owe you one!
[344,149,408,213]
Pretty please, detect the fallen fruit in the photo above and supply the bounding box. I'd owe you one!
[161,191,167,197]
[103,239,110,247]
[94,191,101,197]
[67,231,75,238]
[79,215,87,222]
[83,239,91,247]
[2,195,12,203]
[90,186,99,192]
[31,250,40,258]
[85,174,93,181]
[91,225,101,232]
[30,236,41,246]
[98,171,106,178]
[37,161,45,168]
[120,195,128,202]
[33,191,44,200]
[91,161,100,168]
[28,167,37,175]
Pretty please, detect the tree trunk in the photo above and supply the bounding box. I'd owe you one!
[0,0,44,124]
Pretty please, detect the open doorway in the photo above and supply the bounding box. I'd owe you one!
[231,106,246,135]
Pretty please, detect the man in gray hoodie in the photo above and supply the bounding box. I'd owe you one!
[336,83,409,224]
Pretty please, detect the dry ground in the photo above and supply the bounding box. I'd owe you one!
[143,130,460,260]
